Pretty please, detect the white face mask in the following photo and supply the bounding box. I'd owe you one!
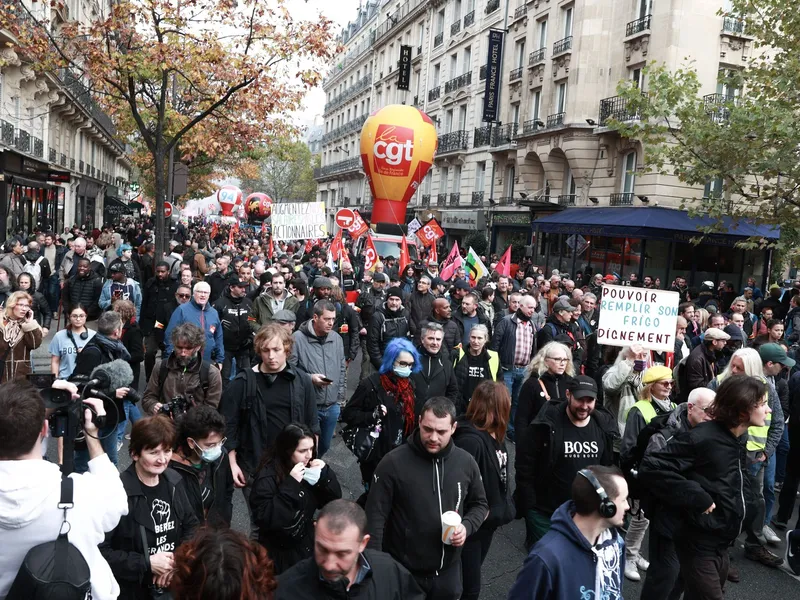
[302,466,322,486]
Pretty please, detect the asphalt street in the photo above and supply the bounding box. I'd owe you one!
[32,326,800,599]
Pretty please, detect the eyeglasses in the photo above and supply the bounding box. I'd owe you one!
[176,293,190,299]
[394,360,415,367]
[657,380,674,387]
[546,356,569,363]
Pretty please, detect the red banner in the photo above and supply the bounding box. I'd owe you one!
[329,230,346,262]
[347,210,370,239]
[363,236,379,272]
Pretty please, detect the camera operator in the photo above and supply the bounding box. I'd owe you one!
[71,311,134,471]
[0,380,128,600]
[141,323,222,417]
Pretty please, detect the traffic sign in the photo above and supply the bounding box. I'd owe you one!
[164,201,173,218]
[335,208,355,229]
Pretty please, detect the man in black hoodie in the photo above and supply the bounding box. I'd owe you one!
[411,322,460,417]
[366,397,488,599]
[141,261,178,381]
[214,277,254,390]
[367,287,410,370]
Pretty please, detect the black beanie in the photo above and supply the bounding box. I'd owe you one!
[386,286,404,300]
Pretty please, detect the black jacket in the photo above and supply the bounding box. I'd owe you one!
[679,343,717,404]
[406,290,435,339]
[206,270,230,304]
[490,313,537,369]
[515,400,618,515]
[342,372,415,468]
[29,290,52,329]
[108,257,141,283]
[452,417,515,530]
[121,322,145,385]
[169,453,234,527]
[220,365,320,473]
[367,303,410,369]
[411,346,460,417]
[63,270,104,319]
[426,314,460,359]
[536,314,574,349]
[140,277,178,335]
[452,347,498,411]
[365,430,488,576]
[639,420,754,550]
[356,286,386,329]
[276,549,424,600]
[516,371,571,437]
[250,461,342,574]
[99,464,199,600]
[214,288,254,353]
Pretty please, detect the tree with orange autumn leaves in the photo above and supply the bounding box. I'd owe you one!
[2,0,337,256]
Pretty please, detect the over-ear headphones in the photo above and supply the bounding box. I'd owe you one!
[578,469,617,519]
[67,329,89,343]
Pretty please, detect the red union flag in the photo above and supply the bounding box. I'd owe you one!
[418,219,444,247]
[347,210,369,239]
[372,124,415,177]
[363,236,379,272]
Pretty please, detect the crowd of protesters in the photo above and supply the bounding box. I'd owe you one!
[0,215,797,600]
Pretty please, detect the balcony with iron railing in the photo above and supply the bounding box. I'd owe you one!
[428,85,441,102]
[0,120,14,145]
[546,113,565,128]
[314,157,362,179]
[625,14,651,37]
[324,75,372,114]
[322,114,369,145]
[558,194,576,206]
[33,136,43,158]
[519,119,544,136]
[437,193,447,207]
[15,130,30,153]
[703,93,738,123]
[444,72,472,93]
[599,94,644,125]
[486,0,500,14]
[553,36,572,55]
[472,191,484,206]
[491,123,518,147]
[60,153,67,166]
[513,4,527,20]
[464,10,475,27]
[529,48,546,65]
[479,64,487,81]
[451,19,461,35]
[722,16,745,35]
[474,125,491,147]
[49,147,56,163]
[58,69,118,141]
[449,193,461,206]
[509,66,523,81]
[421,194,431,207]
[438,130,470,153]
[610,192,635,206]
[434,31,444,47]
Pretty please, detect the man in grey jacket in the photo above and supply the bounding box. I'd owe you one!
[290,299,346,457]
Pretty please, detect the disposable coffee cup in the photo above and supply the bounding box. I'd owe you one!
[441,511,462,545]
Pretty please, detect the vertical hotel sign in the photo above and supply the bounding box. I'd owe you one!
[398,45,412,91]
[482,30,504,122]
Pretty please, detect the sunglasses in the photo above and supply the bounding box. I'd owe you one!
[177,293,190,299]
[657,380,674,387]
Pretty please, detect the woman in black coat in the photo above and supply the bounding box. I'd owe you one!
[100,416,199,600]
[16,272,52,333]
[342,337,421,488]
[249,423,342,575]
[452,381,515,600]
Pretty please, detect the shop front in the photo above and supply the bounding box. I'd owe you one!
[0,150,69,240]
[532,207,779,290]
[439,210,486,248]
[491,211,533,254]
[75,179,102,229]
[103,193,133,225]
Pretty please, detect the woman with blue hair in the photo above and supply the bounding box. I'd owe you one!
[108,242,141,282]
[343,337,421,491]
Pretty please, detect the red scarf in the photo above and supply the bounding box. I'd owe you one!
[380,373,415,435]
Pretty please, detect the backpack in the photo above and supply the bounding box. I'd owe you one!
[621,412,672,499]
[6,477,91,600]
[23,256,43,291]
[158,355,211,400]
[166,255,182,280]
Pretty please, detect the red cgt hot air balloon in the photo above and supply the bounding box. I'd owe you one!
[360,105,437,226]
[245,193,273,221]
[216,185,242,216]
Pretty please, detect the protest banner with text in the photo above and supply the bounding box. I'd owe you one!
[597,284,680,352]
[271,202,327,241]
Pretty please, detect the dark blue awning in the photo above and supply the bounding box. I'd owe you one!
[533,207,779,246]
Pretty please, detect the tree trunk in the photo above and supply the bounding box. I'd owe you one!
[153,149,167,259]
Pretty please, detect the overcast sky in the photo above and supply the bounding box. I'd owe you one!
[292,0,363,129]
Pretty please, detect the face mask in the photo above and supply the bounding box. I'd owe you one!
[303,466,322,486]
[393,366,412,378]
[194,441,223,463]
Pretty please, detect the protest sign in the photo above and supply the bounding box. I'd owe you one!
[597,284,680,352]
[271,202,327,241]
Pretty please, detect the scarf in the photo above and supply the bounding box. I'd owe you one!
[380,373,415,435]
[0,316,23,348]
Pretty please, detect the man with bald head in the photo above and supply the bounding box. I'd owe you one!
[164,280,224,367]
[427,296,461,360]
[638,387,715,600]
[59,236,88,285]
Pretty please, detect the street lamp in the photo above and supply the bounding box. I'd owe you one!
[586,119,597,126]
[589,197,599,204]
[638,195,649,203]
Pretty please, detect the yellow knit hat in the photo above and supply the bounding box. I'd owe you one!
[643,365,673,385]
